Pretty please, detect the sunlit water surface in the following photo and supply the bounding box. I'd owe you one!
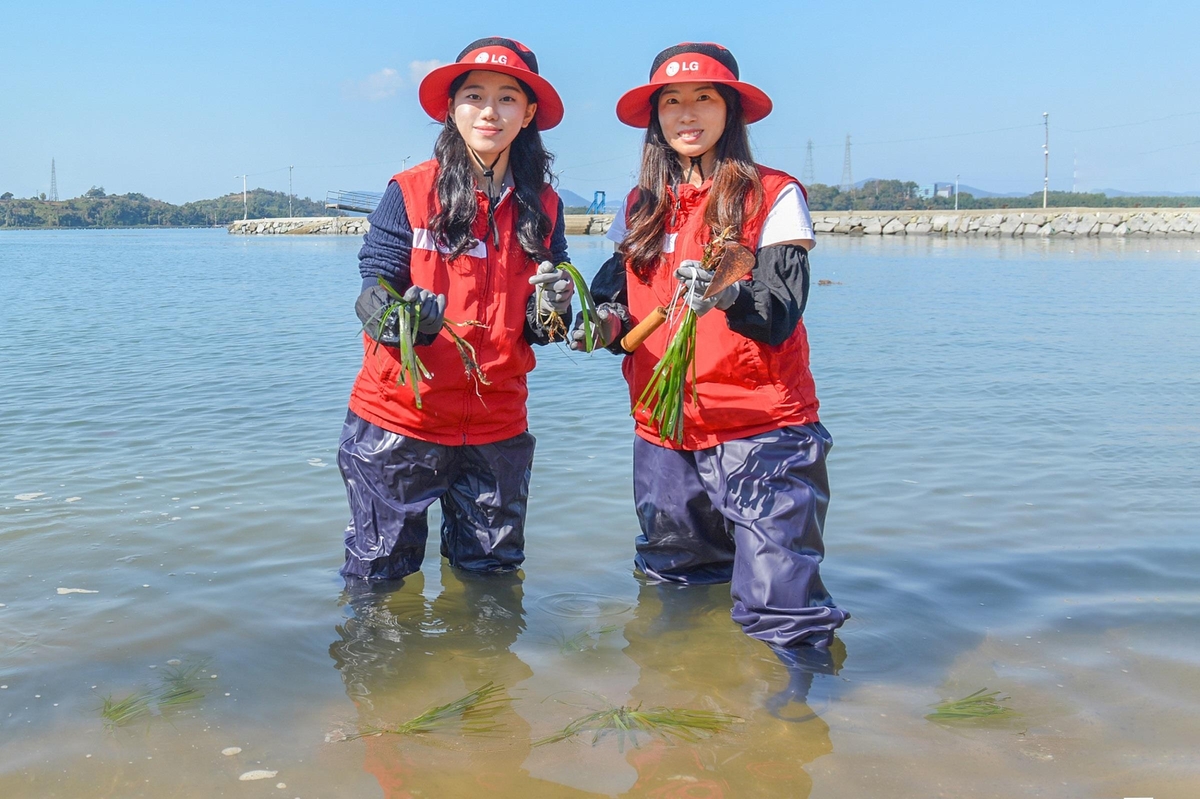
[2,230,1198,798]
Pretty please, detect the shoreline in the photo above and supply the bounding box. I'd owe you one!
[225,214,617,236]
[226,208,1197,237]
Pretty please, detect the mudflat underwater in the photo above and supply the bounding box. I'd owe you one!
[2,229,1198,797]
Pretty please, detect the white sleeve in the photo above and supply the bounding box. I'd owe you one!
[606,199,628,244]
[758,182,816,250]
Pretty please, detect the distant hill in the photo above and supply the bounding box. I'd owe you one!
[805,179,1200,212]
[1095,188,1200,197]
[954,184,1028,199]
[0,188,326,229]
[558,188,592,209]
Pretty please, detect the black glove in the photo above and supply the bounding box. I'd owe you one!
[356,283,401,345]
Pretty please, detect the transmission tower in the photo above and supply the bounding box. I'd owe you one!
[802,139,815,185]
[839,135,853,193]
[49,159,59,201]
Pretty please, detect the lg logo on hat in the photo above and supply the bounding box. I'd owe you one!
[475,51,508,65]
[664,61,700,77]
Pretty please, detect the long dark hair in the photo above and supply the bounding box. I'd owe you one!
[429,73,555,262]
[619,83,764,283]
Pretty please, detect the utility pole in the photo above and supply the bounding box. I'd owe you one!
[955,174,960,211]
[401,155,411,172]
[49,159,59,201]
[235,175,248,220]
[1042,112,1049,209]
[802,139,815,185]
[288,166,294,218]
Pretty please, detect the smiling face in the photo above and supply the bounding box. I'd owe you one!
[656,82,728,161]
[449,70,537,157]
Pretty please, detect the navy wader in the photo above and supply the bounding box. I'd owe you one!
[337,410,534,581]
[633,422,848,648]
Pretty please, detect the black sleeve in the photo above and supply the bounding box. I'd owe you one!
[591,252,635,355]
[523,291,566,346]
[549,197,569,264]
[591,251,628,305]
[723,244,810,346]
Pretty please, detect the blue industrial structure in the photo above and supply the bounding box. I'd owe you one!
[585,191,606,214]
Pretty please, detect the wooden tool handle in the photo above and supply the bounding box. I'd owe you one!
[620,306,667,351]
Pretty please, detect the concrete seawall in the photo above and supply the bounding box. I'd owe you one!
[227,214,615,236]
[228,208,1197,238]
[228,217,369,236]
[811,207,1199,237]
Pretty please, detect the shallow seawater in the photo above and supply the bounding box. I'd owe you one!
[1,230,1198,797]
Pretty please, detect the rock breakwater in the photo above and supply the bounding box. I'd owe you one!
[812,207,1199,237]
[229,214,615,236]
[228,217,368,235]
[229,208,1198,238]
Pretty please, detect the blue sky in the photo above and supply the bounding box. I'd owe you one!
[3,0,1198,203]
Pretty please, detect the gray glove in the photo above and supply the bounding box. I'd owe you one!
[402,285,446,336]
[676,260,740,317]
[569,305,622,351]
[528,260,575,314]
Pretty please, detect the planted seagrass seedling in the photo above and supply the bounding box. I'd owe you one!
[370,278,491,406]
[550,624,620,655]
[536,262,602,352]
[634,226,738,443]
[342,682,511,741]
[533,698,742,752]
[99,688,155,729]
[97,658,211,730]
[925,688,1017,721]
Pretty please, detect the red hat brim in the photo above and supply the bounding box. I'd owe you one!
[615,79,772,128]
[419,62,564,130]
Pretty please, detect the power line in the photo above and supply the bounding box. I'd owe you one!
[1065,110,1200,133]
[1139,139,1200,155]
[764,122,1043,152]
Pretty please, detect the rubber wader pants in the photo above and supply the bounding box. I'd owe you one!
[633,423,848,648]
[337,410,534,581]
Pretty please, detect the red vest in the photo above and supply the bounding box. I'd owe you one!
[349,159,559,445]
[621,166,820,450]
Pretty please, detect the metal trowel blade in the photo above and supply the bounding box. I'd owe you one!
[701,242,757,299]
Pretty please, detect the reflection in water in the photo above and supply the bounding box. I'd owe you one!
[616,582,842,798]
[329,567,598,797]
[766,643,846,723]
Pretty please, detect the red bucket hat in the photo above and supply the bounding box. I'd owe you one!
[418,37,564,130]
[616,42,772,128]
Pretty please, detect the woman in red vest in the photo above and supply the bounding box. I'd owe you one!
[339,37,574,583]
[574,43,849,653]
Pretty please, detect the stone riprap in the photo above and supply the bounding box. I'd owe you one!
[811,208,1199,237]
[230,209,1198,238]
[228,217,368,235]
[229,214,617,236]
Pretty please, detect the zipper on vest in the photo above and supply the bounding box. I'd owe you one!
[461,211,496,444]
[487,197,499,248]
